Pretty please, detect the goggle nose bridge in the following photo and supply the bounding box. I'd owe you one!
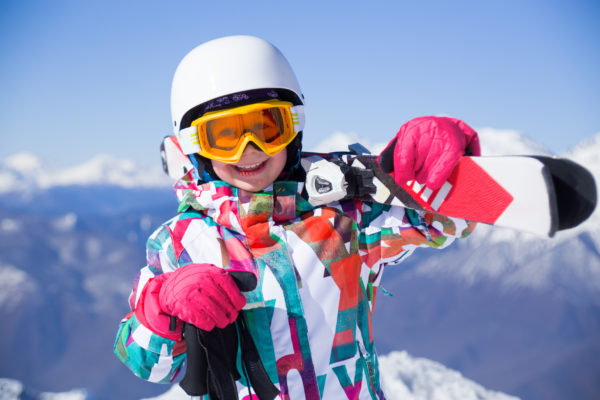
[235,131,274,154]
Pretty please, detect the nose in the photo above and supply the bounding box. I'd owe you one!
[242,141,265,154]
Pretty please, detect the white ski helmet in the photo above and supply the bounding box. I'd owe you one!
[170,35,305,134]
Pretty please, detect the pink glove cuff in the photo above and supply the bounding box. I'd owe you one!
[134,274,184,341]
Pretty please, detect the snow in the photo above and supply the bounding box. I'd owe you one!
[0,218,21,232]
[139,385,186,400]
[0,170,26,194]
[0,378,88,400]
[4,152,45,173]
[48,154,170,188]
[305,125,552,159]
[52,213,78,232]
[477,128,552,156]
[38,391,89,400]
[84,273,132,312]
[306,131,387,155]
[566,131,600,166]
[0,379,22,400]
[140,214,153,231]
[379,351,519,400]
[0,264,36,310]
[0,153,171,192]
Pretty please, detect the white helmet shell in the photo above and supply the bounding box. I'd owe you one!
[170,35,304,134]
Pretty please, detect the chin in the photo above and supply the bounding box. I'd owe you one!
[236,181,271,192]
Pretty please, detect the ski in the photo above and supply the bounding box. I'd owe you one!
[303,152,596,237]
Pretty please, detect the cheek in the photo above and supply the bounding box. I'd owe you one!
[270,151,288,176]
[211,161,231,181]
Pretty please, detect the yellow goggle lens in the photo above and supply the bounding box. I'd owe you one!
[191,101,297,163]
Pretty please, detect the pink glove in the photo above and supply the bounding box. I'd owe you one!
[157,263,247,331]
[378,116,481,190]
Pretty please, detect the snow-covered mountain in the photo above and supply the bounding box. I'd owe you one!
[1,127,599,400]
[0,378,89,400]
[0,152,171,194]
[378,352,518,400]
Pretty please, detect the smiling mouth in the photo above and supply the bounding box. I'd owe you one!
[234,160,268,174]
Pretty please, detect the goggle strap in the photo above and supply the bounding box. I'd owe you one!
[177,126,202,155]
[290,105,305,132]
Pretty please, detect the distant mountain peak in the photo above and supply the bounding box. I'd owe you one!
[4,152,44,172]
[477,127,553,156]
[566,131,600,174]
[0,153,171,193]
[379,351,519,400]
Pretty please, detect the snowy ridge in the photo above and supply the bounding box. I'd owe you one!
[0,263,37,310]
[0,153,171,193]
[378,351,519,400]
[0,378,89,400]
[138,351,518,400]
[307,130,387,155]
[307,126,553,158]
[476,127,553,156]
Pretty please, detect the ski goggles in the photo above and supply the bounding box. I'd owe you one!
[176,100,305,163]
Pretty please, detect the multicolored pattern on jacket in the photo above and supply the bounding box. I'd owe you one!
[114,178,474,399]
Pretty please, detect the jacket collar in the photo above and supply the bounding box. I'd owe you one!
[173,175,313,235]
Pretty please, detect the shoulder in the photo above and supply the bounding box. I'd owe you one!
[148,211,230,269]
[147,210,224,253]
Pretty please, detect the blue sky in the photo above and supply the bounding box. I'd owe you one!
[1,0,599,168]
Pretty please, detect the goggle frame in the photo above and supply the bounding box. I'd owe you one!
[177,100,304,164]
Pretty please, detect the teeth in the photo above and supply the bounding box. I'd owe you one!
[236,161,264,170]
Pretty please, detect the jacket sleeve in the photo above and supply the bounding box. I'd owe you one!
[113,221,186,384]
[355,199,476,269]
[315,153,476,269]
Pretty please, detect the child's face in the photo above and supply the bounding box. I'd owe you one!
[211,144,287,192]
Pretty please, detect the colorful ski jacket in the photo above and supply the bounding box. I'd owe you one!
[114,170,475,399]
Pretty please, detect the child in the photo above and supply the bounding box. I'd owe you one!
[114,35,480,399]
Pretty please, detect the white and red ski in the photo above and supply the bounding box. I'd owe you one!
[345,154,596,237]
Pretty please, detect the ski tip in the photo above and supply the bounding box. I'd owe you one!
[533,156,597,231]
